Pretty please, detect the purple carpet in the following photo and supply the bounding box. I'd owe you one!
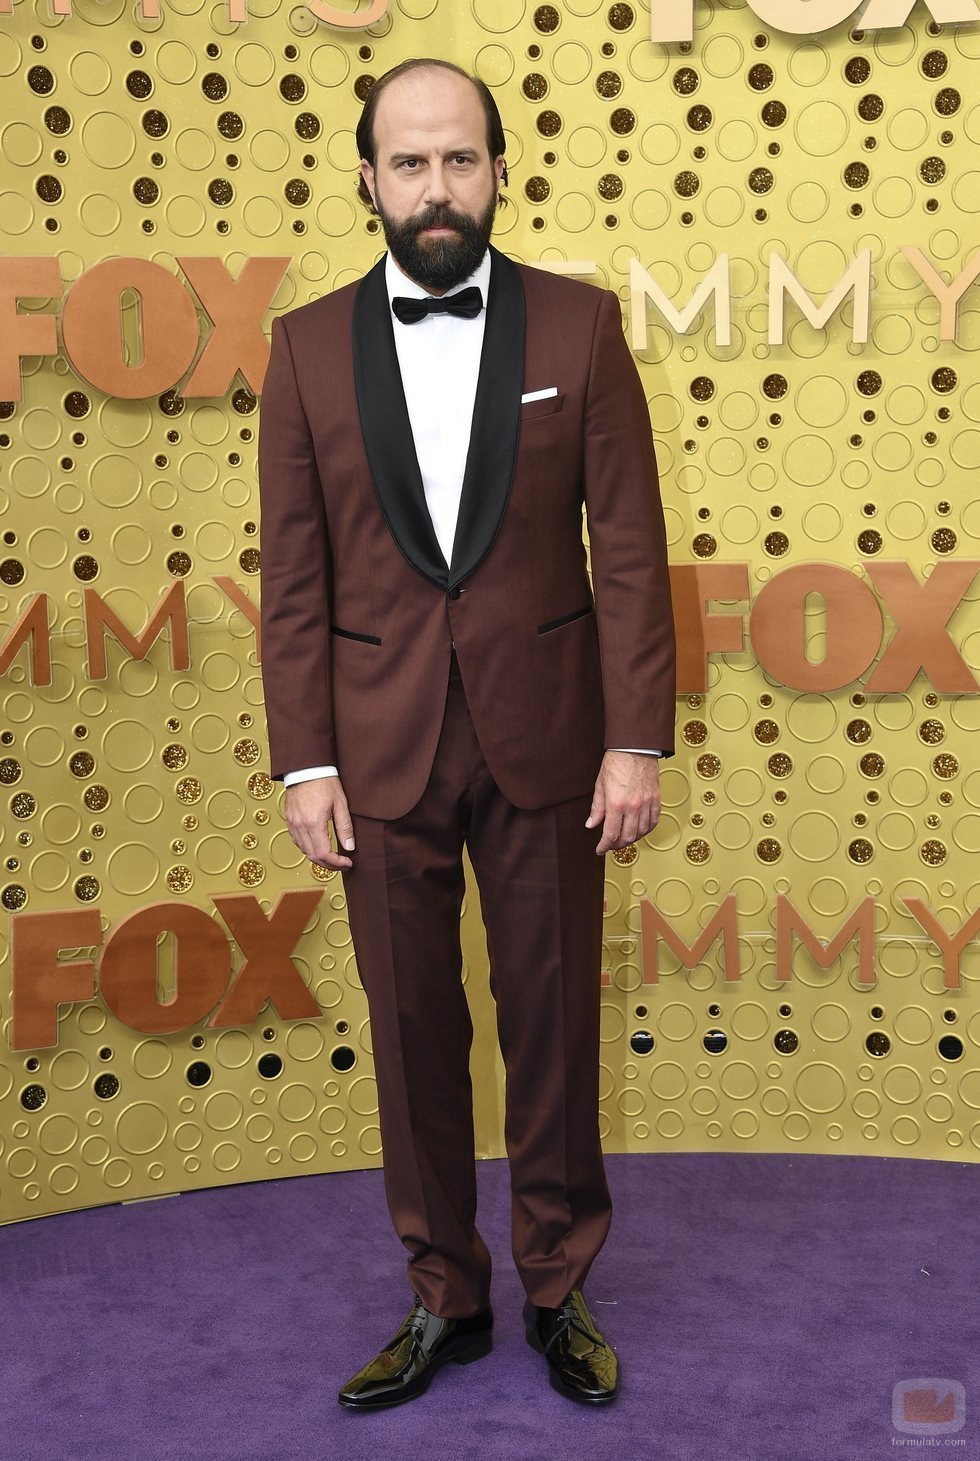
[4,1152,978,1460]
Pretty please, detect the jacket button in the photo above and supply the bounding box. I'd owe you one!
[448,586,461,600]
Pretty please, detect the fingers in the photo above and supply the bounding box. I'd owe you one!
[284,779,355,871]
[589,753,663,853]
[595,801,658,854]
[594,812,622,856]
[620,809,640,845]
[292,822,352,871]
[332,789,356,853]
[312,846,352,871]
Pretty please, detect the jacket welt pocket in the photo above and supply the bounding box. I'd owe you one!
[330,625,382,645]
[537,604,594,635]
[521,393,565,420]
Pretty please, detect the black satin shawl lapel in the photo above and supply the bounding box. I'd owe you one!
[448,245,526,590]
[352,256,449,588]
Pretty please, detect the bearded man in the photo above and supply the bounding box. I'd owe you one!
[258,56,676,1410]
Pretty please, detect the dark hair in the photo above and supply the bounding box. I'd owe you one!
[355,57,509,212]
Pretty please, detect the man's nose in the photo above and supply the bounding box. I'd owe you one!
[423,163,451,204]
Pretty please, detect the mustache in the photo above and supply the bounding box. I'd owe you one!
[408,203,479,235]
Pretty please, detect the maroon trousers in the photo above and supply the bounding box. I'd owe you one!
[340,649,612,1318]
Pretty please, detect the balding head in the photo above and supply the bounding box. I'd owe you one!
[356,58,507,213]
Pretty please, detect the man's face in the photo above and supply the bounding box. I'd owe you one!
[360,68,505,295]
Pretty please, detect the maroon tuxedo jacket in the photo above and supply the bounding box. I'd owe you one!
[257,245,676,821]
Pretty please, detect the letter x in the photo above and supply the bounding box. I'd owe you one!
[178,256,290,397]
[211,890,324,1026]
[864,560,980,693]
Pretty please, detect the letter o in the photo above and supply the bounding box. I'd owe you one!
[746,0,861,34]
[99,903,230,1034]
[307,0,390,25]
[62,258,199,398]
[749,564,882,690]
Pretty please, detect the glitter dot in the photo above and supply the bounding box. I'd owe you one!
[858,94,884,121]
[279,74,306,103]
[607,3,633,30]
[918,719,945,745]
[844,57,871,84]
[844,162,870,188]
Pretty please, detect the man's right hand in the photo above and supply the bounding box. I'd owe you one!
[284,776,356,871]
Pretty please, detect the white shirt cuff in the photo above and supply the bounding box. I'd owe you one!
[283,750,664,785]
[283,765,339,785]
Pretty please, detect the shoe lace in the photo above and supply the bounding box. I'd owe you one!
[542,1299,598,1356]
[406,1295,430,1347]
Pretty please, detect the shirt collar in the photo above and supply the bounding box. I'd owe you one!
[384,248,491,311]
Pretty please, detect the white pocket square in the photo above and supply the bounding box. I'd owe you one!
[521,387,559,403]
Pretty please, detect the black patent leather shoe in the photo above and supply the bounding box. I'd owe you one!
[523,1289,619,1404]
[337,1293,493,1410]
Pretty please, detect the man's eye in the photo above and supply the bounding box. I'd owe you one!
[400,159,420,169]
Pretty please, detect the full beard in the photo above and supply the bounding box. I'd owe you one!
[376,188,498,293]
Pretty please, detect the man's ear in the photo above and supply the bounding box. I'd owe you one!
[494,154,506,188]
[360,159,377,207]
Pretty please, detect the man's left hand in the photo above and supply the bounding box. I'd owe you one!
[586,751,662,855]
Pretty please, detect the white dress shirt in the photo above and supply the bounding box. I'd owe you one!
[282,249,663,788]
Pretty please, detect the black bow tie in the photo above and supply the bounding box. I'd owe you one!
[391,286,484,325]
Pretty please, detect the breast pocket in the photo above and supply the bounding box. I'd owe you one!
[520,392,566,422]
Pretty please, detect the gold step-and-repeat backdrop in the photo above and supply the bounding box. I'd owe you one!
[2,0,980,1225]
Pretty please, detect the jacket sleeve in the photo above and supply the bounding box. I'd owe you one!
[582,288,677,759]
[257,313,337,781]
